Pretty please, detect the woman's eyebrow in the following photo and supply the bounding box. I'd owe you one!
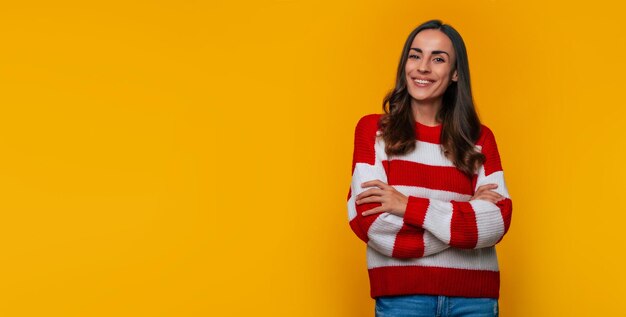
[410,47,450,57]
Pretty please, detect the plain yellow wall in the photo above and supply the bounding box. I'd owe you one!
[1,0,625,316]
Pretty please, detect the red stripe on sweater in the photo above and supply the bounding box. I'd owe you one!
[351,114,380,169]
[404,197,480,249]
[348,193,385,243]
[478,126,503,176]
[348,114,384,243]
[414,121,442,144]
[404,195,430,227]
[368,265,500,299]
[385,160,474,195]
[450,201,479,249]
[391,224,426,258]
[495,197,513,243]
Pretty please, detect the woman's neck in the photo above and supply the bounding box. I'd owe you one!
[411,99,442,126]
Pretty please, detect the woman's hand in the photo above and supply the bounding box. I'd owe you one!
[356,181,504,218]
[356,180,408,217]
[471,184,505,204]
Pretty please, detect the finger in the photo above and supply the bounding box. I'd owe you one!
[476,187,501,196]
[360,180,378,188]
[361,179,389,189]
[481,191,502,198]
[477,193,504,203]
[477,184,498,191]
[477,192,501,200]
[362,207,383,216]
[471,192,493,200]
[357,196,382,205]
[356,188,384,200]
[485,198,498,204]
[488,190,504,198]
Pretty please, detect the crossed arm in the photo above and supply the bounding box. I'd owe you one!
[347,115,513,258]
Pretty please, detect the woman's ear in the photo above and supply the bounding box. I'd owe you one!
[452,69,458,82]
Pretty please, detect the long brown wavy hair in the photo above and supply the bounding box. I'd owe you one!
[379,19,485,177]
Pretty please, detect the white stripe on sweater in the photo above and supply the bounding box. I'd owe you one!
[347,162,388,221]
[388,140,482,167]
[366,244,500,271]
[367,214,402,255]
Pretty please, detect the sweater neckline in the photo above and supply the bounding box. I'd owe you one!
[415,120,442,143]
[415,120,442,128]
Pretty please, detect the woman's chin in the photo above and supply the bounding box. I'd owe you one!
[409,94,439,102]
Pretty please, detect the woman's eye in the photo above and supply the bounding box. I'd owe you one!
[408,54,419,59]
[434,57,445,62]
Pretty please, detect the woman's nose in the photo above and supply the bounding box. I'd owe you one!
[418,59,430,72]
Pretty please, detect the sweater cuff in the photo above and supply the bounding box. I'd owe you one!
[404,196,430,227]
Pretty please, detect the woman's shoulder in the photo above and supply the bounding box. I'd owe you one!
[476,123,499,147]
[356,113,383,126]
[354,113,384,135]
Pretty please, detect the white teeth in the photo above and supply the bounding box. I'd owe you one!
[414,79,433,84]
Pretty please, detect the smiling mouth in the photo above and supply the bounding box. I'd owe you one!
[412,78,435,87]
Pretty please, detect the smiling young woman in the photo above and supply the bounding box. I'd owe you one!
[346,19,512,317]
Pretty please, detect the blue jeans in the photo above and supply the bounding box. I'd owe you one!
[375,294,498,317]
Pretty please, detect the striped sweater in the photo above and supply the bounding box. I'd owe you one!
[347,113,513,299]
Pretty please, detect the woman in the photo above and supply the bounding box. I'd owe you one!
[347,19,512,317]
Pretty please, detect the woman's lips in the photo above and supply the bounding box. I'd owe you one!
[412,78,435,87]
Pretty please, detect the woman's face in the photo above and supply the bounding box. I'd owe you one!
[405,29,458,105]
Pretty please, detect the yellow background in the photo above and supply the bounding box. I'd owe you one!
[1,0,625,316]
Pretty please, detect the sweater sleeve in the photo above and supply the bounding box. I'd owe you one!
[347,114,450,259]
[402,126,513,249]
